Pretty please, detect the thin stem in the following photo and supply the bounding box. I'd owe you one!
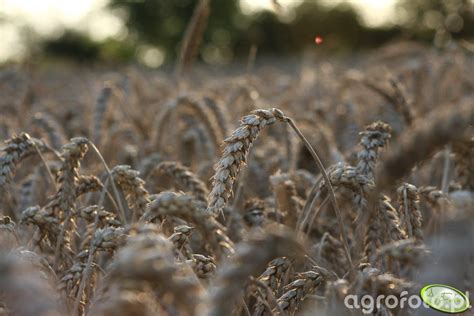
[298,190,323,234]
[284,117,354,275]
[72,177,109,316]
[249,277,282,316]
[246,45,258,76]
[403,187,413,238]
[440,145,451,194]
[87,141,127,224]
[241,297,252,316]
[33,143,58,190]
[296,175,324,231]
[54,211,73,271]
[305,195,330,235]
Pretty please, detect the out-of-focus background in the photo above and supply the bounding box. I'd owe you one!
[1,0,473,67]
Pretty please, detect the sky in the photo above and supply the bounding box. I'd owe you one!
[0,0,399,63]
[241,0,398,26]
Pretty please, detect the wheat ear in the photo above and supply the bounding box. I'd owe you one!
[207,109,282,216]
[208,229,304,316]
[0,133,46,198]
[398,183,423,242]
[91,85,113,147]
[252,257,292,316]
[276,270,324,315]
[32,112,66,150]
[175,0,210,79]
[376,99,474,192]
[152,161,209,203]
[152,95,224,157]
[111,165,149,222]
[208,108,353,274]
[356,121,392,181]
[142,191,235,257]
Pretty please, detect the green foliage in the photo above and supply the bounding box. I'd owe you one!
[397,0,474,45]
[42,30,136,63]
[42,31,101,62]
[108,0,398,61]
[37,0,474,64]
[110,0,246,63]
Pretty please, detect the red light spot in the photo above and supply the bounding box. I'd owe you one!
[315,36,323,45]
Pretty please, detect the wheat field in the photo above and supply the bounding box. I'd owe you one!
[0,42,473,316]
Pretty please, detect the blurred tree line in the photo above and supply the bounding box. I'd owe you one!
[42,0,474,64]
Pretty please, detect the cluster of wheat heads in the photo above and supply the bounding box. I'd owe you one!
[0,44,473,316]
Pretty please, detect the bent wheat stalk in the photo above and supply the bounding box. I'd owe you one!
[207,109,282,216]
[72,177,110,316]
[175,0,210,79]
[283,115,354,274]
[208,229,304,316]
[207,108,354,273]
[375,99,473,192]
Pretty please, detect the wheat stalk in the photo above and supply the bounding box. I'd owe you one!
[91,85,113,147]
[151,161,209,203]
[175,0,210,79]
[398,183,423,242]
[376,99,474,192]
[208,229,304,316]
[276,270,324,315]
[0,133,46,199]
[142,191,235,257]
[111,165,149,222]
[252,256,291,315]
[32,112,66,150]
[207,109,283,216]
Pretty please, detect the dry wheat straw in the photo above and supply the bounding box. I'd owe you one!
[0,133,46,197]
[380,196,407,242]
[208,229,304,316]
[452,137,473,190]
[179,95,225,155]
[93,224,203,315]
[358,75,413,125]
[276,270,324,315]
[203,96,230,136]
[91,85,113,146]
[32,112,66,150]
[356,121,392,180]
[152,95,224,157]
[54,138,89,214]
[243,198,266,227]
[208,108,353,272]
[252,256,291,316]
[189,253,216,278]
[207,109,283,216]
[270,173,303,228]
[49,138,90,270]
[75,175,102,196]
[18,172,39,212]
[152,161,209,203]
[376,99,474,192]
[111,165,149,221]
[142,191,235,256]
[398,183,423,242]
[0,251,63,316]
[375,239,428,268]
[169,224,194,256]
[175,0,210,79]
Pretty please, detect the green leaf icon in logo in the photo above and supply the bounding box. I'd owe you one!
[420,284,471,314]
